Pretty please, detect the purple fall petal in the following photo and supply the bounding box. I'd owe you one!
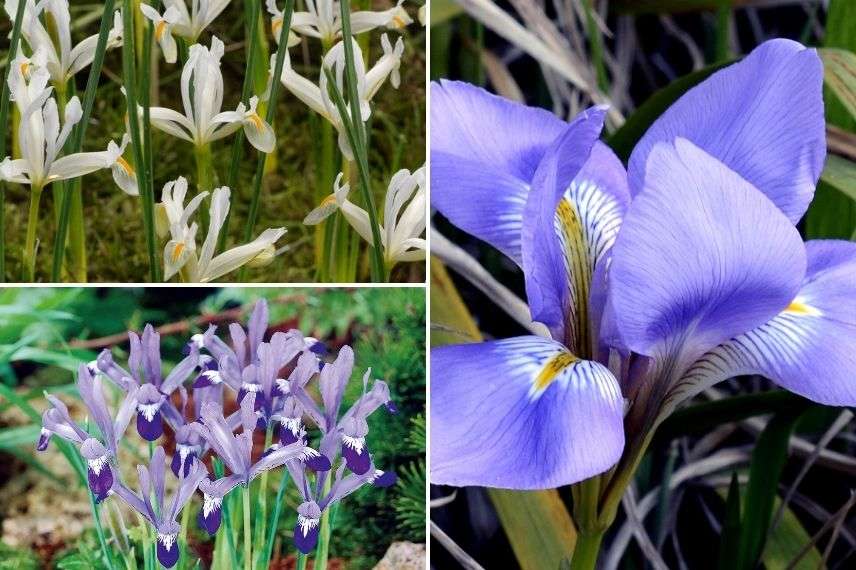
[156,531,180,568]
[294,502,322,554]
[81,439,114,498]
[372,470,397,488]
[430,337,625,489]
[198,493,223,535]
[680,240,856,407]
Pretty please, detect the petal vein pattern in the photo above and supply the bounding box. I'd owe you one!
[430,336,624,489]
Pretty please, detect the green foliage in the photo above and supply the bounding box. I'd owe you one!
[394,459,426,542]
[329,287,426,567]
[0,542,40,570]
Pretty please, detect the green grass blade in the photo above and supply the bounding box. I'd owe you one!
[51,0,118,282]
[122,0,159,282]
[737,407,809,568]
[220,0,263,252]
[259,470,289,568]
[239,0,295,280]
[0,0,28,280]
[337,1,385,281]
[717,471,742,570]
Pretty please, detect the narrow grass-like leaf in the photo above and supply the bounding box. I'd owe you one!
[122,0,160,282]
[0,0,27,280]
[220,0,263,252]
[51,0,118,282]
[820,48,856,123]
[337,1,385,281]
[239,0,295,280]
[737,408,808,568]
[259,470,289,569]
[321,69,384,281]
[717,472,742,570]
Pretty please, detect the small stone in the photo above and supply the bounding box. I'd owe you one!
[373,541,426,570]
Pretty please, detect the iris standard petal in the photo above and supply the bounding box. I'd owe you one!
[611,138,806,370]
[677,240,856,409]
[628,39,825,223]
[430,80,567,264]
[522,106,608,337]
[430,336,625,489]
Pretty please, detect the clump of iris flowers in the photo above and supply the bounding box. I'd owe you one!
[38,299,398,568]
[430,38,856,568]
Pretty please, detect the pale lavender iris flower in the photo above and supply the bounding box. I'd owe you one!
[191,392,330,535]
[38,364,137,500]
[111,446,207,568]
[429,39,856,490]
[96,324,200,441]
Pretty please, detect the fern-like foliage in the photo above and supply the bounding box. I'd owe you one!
[394,459,426,542]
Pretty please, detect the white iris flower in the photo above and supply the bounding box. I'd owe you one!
[158,177,286,282]
[157,0,231,42]
[147,37,276,153]
[4,0,123,84]
[266,0,411,46]
[0,55,135,192]
[304,165,426,266]
[275,34,404,159]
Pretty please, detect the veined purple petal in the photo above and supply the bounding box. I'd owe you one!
[156,531,180,568]
[37,427,51,451]
[81,439,114,498]
[610,139,806,369]
[628,39,825,223]
[136,384,165,442]
[678,240,856,408]
[171,444,198,478]
[372,469,397,488]
[525,140,629,353]
[342,437,371,475]
[319,346,354,422]
[430,337,624,489]
[294,502,322,554]
[522,106,607,334]
[431,80,567,264]
[247,299,269,357]
[141,324,163,388]
[198,493,223,535]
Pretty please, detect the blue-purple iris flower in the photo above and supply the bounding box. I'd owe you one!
[283,345,399,553]
[111,446,207,567]
[192,392,331,535]
[96,324,200,441]
[38,364,137,500]
[430,38,856,490]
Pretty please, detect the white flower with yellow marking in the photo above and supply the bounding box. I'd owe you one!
[266,0,411,46]
[146,37,276,153]
[4,0,123,84]
[140,4,181,63]
[275,34,403,159]
[0,55,131,190]
[304,165,425,267]
[160,177,286,282]
[161,0,231,42]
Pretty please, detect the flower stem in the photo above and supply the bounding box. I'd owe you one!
[242,485,252,570]
[314,475,333,570]
[22,184,43,281]
[89,490,116,570]
[195,143,216,195]
[570,529,605,570]
[296,553,307,570]
[239,0,295,281]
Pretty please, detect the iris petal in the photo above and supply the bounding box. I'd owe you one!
[675,240,856,410]
[628,39,825,223]
[522,106,608,337]
[610,139,806,372]
[430,80,567,264]
[430,336,624,489]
